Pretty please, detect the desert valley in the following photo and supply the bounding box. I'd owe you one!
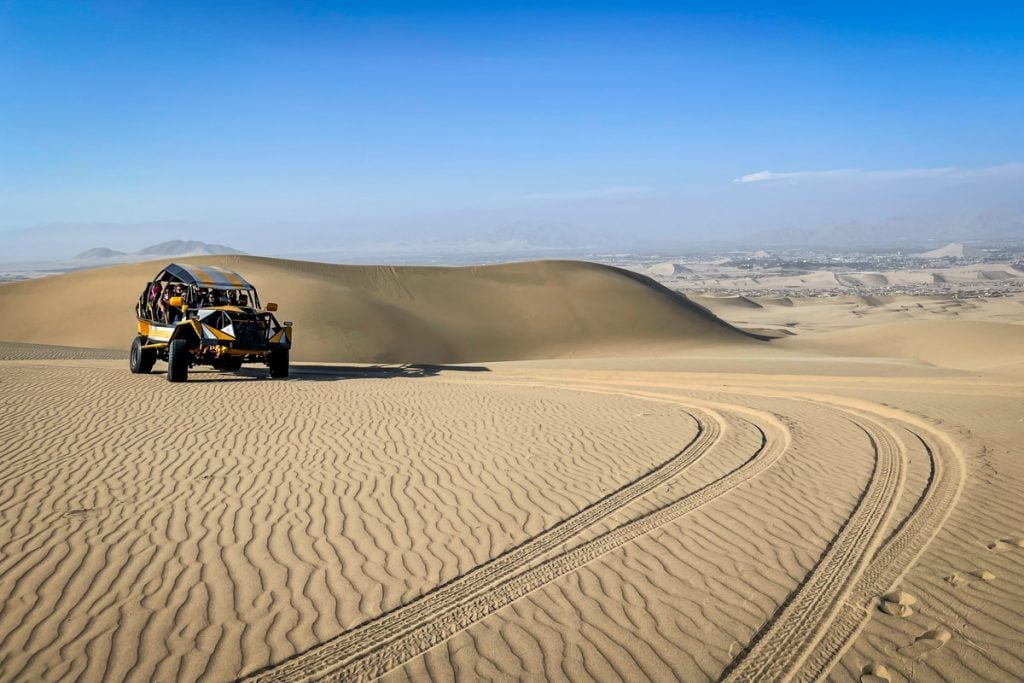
[0,255,1022,682]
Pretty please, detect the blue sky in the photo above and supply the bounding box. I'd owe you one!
[2,1,1023,253]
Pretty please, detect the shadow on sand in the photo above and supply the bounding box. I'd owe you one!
[180,363,491,383]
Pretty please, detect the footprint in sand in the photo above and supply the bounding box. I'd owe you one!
[944,572,969,587]
[945,569,995,586]
[898,627,952,660]
[878,589,917,617]
[860,662,892,683]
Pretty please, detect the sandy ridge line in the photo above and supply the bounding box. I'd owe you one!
[800,425,966,681]
[242,388,723,682]
[244,385,789,683]
[721,415,904,682]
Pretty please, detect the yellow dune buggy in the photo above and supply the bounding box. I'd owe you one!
[130,263,292,382]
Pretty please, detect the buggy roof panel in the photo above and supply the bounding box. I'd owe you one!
[159,263,253,290]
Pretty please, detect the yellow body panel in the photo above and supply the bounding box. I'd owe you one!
[147,325,173,341]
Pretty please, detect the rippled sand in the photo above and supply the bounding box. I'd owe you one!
[1,341,1022,682]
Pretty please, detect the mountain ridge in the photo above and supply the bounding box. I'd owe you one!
[73,240,245,261]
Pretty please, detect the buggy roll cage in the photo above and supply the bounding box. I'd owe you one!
[144,263,262,307]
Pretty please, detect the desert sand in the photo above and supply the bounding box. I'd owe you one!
[1,258,1022,682]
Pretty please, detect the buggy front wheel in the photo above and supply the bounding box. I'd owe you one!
[167,339,191,382]
[268,348,289,379]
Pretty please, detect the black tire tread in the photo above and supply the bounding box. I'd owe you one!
[167,339,191,382]
[130,336,157,374]
[268,348,289,379]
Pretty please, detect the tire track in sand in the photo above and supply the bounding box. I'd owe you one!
[720,412,904,682]
[696,391,963,682]
[479,376,962,683]
[243,390,721,681]
[244,388,790,682]
[800,422,965,681]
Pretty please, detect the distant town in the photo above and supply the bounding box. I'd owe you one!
[607,242,1024,299]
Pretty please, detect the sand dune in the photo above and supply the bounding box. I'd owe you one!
[0,257,755,363]
[693,294,764,311]
[914,242,986,259]
[1,259,1023,683]
[854,294,888,307]
[836,273,890,288]
[758,295,795,307]
[978,270,1014,280]
[794,270,844,289]
[859,272,890,287]
[647,261,693,277]
[670,261,1022,295]
[706,296,1024,368]
[791,320,1024,372]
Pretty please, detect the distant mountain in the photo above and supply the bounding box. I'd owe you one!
[134,240,245,257]
[913,242,986,259]
[73,247,127,260]
[72,240,245,262]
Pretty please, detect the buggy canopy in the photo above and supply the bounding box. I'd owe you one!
[156,263,254,290]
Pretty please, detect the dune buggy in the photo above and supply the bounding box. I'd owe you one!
[130,263,292,382]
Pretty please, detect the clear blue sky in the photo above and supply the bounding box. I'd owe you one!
[2,1,1023,251]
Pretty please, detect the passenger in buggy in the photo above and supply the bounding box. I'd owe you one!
[147,282,163,320]
[162,285,185,324]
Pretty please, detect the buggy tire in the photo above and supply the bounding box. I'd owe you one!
[167,339,191,382]
[130,336,157,374]
[268,348,289,379]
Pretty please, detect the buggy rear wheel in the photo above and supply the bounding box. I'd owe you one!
[129,336,157,374]
[167,339,191,382]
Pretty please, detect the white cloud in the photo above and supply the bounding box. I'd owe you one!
[733,163,1023,184]
[735,169,852,183]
